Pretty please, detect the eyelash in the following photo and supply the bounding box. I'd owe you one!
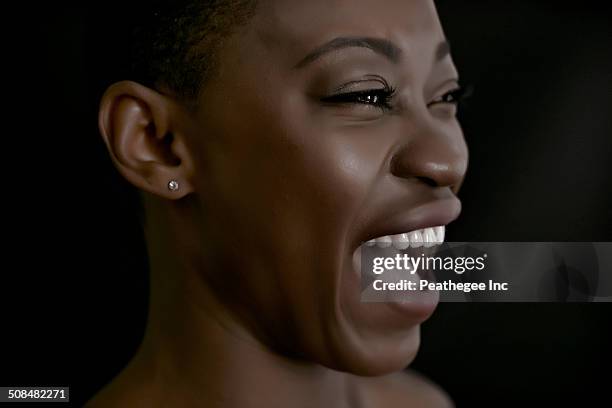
[321,88,396,111]
[428,86,472,107]
[321,85,472,112]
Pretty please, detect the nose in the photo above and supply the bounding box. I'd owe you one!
[390,122,468,190]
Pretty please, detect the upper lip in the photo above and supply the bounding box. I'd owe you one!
[353,195,462,248]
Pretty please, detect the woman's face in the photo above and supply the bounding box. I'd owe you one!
[184,0,467,374]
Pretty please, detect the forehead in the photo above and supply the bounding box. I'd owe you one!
[249,0,446,63]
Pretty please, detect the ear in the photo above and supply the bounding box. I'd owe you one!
[98,80,195,199]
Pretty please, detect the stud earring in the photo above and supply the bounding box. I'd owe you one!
[168,180,179,191]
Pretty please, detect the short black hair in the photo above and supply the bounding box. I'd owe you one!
[130,0,258,107]
[95,1,257,226]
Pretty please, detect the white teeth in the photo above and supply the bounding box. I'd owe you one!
[391,233,410,250]
[409,230,423,248]
[368,226,445,249]
[423,228,437,247]
[434,225,445,243]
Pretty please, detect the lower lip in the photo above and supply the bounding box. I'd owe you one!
[352,246,440,322]
[384,291,439,320]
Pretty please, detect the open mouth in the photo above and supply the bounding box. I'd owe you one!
[355,225,446,283]
[346,197,460,318]
[352,195,460,254]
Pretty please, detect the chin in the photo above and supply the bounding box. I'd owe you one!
[321,323,423,376]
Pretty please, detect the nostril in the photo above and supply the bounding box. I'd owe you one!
[416,176,438,187]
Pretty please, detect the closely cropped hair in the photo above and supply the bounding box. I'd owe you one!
[130,0,257,107]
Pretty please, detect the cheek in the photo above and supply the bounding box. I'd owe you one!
[222,89,393,233]
[190,96,387,317]
[299,133,385,214]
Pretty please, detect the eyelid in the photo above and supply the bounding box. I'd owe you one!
[320,87,396,112]
[428,84,473,106]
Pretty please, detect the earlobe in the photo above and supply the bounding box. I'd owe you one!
[98,81,194,199]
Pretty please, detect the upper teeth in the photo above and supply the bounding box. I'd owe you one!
[365,226,445,249]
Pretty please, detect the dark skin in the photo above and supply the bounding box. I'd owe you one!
[90,0,467,406]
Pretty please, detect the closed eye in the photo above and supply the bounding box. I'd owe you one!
[321,88,396,111]
[428,85,473,107]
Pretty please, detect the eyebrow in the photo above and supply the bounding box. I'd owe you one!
[294,37,451,69]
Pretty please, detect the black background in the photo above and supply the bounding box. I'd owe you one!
[3,1,611,406]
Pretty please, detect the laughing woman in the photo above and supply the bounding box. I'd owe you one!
[89,0,468,406]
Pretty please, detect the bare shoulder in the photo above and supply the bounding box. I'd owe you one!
[356,370,454,408]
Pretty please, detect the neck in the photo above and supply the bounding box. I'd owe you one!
[118,200,357,408]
